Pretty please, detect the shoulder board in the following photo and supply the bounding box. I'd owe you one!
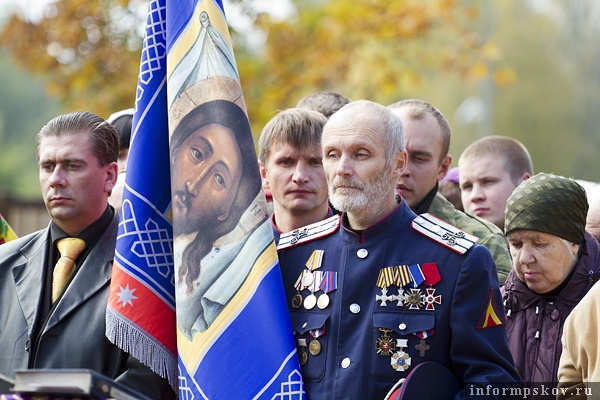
[277,215,341,250]
[411,213,479,254]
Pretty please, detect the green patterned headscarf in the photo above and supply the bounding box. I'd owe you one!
[505,173,588,244]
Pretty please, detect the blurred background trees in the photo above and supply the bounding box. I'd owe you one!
[1,0,600,202]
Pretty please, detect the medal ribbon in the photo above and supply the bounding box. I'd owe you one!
[319,271,338,293]
[422,262,441,286]
[310,326,325,338]
[305,249,324,271]
[408,264,425,287]
[294,272,304,291]
[377,266,398,288]
[394,265,412,287]
[413,329,435,339]
[310,270,324,293]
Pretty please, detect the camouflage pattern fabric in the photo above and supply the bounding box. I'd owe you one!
[428,193,512,285]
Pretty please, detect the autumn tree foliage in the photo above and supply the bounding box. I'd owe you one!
[0,0,505,131]
[1,0,144,117]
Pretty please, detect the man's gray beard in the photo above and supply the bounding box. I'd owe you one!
[328,168,394,217]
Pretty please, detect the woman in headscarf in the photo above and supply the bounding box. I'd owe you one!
[502,173,600,396]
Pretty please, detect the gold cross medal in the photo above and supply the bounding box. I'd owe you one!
[376,328,396,356]
[391,339,411,371]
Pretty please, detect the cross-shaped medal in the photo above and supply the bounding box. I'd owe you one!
[376,287,397,306]
[423,288,442,311]
[415,338,430,357]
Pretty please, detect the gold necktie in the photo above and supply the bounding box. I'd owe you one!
[52,237,87,303]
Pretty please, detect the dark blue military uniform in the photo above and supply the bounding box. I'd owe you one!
[276,201,519,399]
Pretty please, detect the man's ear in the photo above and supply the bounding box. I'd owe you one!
[259,160,270,191]
[519,172,532,184]
[259,160,267,179]
[437,155,452,181]
[104,162,119,193]
[395,150,408,178]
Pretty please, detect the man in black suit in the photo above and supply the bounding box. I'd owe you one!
[0,111,174,398]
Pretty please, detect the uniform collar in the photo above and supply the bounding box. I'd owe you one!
[340,200,416,243]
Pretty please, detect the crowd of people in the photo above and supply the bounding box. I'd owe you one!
[0,92,599,399]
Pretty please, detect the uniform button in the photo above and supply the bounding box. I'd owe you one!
[349,303,361,314]
[399,323,407,331]
[302,322,307,329]
[341,358,351,368]
[357,249,368,259]
[25,339,30,351]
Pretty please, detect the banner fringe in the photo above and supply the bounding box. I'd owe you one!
[106,307,178,392]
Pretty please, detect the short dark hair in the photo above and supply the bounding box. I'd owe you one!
[108,109,134,150]
[296,91,351,118]
[37,111,120,166]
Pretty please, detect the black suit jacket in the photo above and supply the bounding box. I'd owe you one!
[0,211,174,399]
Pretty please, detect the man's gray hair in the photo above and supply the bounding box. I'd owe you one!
[333,100,404,168]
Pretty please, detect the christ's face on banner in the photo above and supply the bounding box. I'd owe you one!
[172,123,242,235]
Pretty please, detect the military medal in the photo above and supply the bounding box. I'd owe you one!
[298,338,308,366]
[376,328,396,356]
[413,329,434,357]
[394,288,409,307]
[304,270,323,310]
[376,287,396,307]
[292,293,303,309]
[304,293,317,310]
[317,293,329,309]
[422,263,442,310]
[406,288,424,310]
[317,271,337,309]
[415,338,430,357]
[376,266,399,306]
[300,250,324,309]
[309,339,321,356]
[423,288,442,311]
[390,339,411,371]
[292,273,305,309]
[301,270,314,287]
[308,327,324,356]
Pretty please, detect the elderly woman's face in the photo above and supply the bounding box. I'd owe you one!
[171,123,242,235]
[507,230,579,294]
